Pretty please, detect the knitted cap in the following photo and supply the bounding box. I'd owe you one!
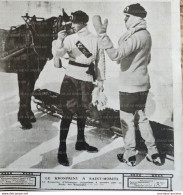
[124,3,147,18]
[71,10,89,23]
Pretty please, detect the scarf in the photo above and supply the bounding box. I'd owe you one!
[119,16,147,44]
[116,16,147,64]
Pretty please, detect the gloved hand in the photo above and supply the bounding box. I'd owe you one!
[97,80,104,91]
[93,16,113,50]
[57,30,67,41]
[92,15,108,35]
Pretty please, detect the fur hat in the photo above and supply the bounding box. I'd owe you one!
[71,10,89,23]
[124,3,147,18]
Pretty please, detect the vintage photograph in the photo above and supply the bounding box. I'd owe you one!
[0,0,182,191]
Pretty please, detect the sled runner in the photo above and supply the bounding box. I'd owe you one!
[32,88,121,128]
[32,88,174,161]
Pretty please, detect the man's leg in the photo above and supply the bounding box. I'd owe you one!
[134,91,161,165]
[136,109,158,155]
[76,113,86,144]
[117,110,136,166]
[58,112,73,166]
[117,92,138,166]
[136,109,161,165]
[75,108,98,152]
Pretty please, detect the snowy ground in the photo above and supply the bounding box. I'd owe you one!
[0,59,173,170]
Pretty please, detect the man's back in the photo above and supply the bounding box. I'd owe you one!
[64,28,98,65]
[63,27,99,82]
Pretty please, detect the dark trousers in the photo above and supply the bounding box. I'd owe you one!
[58,75,93,153]
[58,108,87,154]
[119,91,149,114]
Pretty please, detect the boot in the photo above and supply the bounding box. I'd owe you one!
[146,153,162,166]
[57,117,72,166]
[75,141,98,152]
[117,153,136,167]
[58,144,69,166]
[75,117,98,153]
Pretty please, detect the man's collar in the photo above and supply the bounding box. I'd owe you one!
[77,26,89,36]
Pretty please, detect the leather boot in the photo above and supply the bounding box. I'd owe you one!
[75,117,98,153]
[58,117,72,166]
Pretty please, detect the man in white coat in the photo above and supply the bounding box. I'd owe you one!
[93,3,161,166]
[52,10,105,166]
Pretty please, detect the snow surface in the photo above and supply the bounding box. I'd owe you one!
[0,59,173,170]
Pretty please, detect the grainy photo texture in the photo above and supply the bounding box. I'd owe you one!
[0,0,182,191]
